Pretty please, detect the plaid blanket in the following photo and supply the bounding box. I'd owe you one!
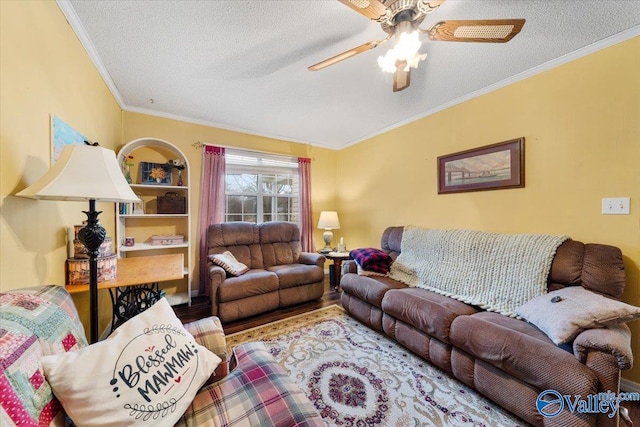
[349,247,392,275]
[178,342,324,427]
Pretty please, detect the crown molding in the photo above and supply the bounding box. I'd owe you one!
[338,25,640,150]
[56,0,125,109]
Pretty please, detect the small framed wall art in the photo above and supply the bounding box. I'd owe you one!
[140,162,172,185]
[51,115,88,164]
[437,137,524,194]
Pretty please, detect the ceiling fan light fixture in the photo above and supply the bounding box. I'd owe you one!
[377,30,425,74]
[404,51,427,70]
[377,49,398,73]
[394,30,422,61]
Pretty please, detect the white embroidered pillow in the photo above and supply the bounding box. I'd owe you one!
[208,251,249,276]
[41,298,221,427]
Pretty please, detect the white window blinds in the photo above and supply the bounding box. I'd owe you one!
[225,149,298,174]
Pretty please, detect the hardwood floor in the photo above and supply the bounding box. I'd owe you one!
[174,275,341,334]
[174,276,639,425]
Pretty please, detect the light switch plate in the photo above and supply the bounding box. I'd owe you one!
[602,197,630,215]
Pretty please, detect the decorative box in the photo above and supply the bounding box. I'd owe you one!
[151,234,185,246]
[157,192,186,214]
[66,254,117,285]
[73,237,113,259]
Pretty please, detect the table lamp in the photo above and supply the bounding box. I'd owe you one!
[17,144,140,343]
[317,211,340,253]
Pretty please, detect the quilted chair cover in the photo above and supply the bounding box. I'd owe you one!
[0,285,87,426]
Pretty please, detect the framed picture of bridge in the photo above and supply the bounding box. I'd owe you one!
[437,138,524,194]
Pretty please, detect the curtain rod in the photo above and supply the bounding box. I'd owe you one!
[192,141,313,161]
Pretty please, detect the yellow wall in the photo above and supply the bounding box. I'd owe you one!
[0,1,338,335]
[337,37,640,381]
[2,1,639,383]
[121,112,338,287]
[0,1,123,329]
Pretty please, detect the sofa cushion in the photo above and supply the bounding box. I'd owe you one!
[548,241,625,298]
[267,264,324,288]
[208,251,250,276]
[450,312,598,394]
[515,286,640,345]
[259,222,302,268]
[581,244,626,298]
[207,223,264,269]
[177,342,325,427]
[41,298,221,427]
[382,288,479,344]
[218,270,279,302]
[381,226,403,261]
[341,274,407,308]
[207,222,259,247]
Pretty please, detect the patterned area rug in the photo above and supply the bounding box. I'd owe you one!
[226,305,529,427]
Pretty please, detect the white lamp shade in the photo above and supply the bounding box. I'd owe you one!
[17,145,140,202]
[317,211,340,229]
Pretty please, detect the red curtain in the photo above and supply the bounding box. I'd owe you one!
[198,146,225,296]
[298,157,314,252]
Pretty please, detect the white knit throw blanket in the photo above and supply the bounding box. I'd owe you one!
[388,227,568,317]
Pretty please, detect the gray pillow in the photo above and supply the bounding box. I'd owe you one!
[515,286,640,345]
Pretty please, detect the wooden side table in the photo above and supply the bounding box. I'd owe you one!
[323,252,351,290]
[66,254,184,335]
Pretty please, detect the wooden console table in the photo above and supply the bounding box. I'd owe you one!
[66,254,184,335]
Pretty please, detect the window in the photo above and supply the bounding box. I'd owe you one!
[224,150,299,224]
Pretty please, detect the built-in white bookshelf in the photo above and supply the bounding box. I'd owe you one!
[116,138,192,306]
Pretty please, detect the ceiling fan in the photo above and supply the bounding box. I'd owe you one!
[309,0,525,92]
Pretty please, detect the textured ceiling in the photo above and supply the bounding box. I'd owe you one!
[60,0,640,150]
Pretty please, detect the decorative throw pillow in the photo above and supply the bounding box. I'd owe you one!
[41,298,221,427]
[208,251,249,276]
[515,286,640,345]
[349,248,392,275]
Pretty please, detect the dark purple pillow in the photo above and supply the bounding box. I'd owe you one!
[349,248,392,275]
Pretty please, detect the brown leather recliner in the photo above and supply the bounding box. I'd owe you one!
[206,221,325,323]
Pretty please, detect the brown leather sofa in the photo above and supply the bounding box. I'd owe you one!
[206,221,325,323]
[340,226,633,427]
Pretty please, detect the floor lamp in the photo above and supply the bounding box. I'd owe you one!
[17,144,139,343]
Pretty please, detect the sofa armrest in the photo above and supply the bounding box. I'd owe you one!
[183,316,228,358]
[573,324,633,370]
[299,252,326,268]
[208,264,227,315]
[343,260,357,274]
[183,316,229,380]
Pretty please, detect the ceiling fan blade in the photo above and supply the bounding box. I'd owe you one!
[338,0,387,21]
[425,0,446,9]
[308,36,390,71]
[393,66,411,92]
[428,19,525,43]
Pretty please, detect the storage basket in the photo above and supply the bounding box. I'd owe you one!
[66,254,117,285]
